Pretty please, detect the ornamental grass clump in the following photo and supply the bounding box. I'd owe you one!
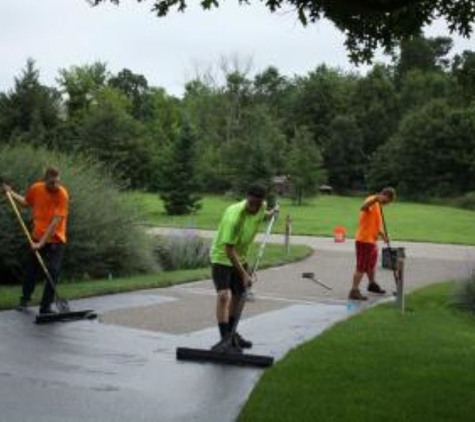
[153,230,210,271]
[451,271,475,314]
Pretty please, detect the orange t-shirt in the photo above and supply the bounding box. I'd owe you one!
[25,182,69,243]
[355,195,382,244]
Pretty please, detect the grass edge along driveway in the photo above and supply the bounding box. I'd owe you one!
[0,243,313,310]
[239,282,475,422]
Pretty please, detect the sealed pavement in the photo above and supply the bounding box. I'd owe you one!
[1,234,474,422]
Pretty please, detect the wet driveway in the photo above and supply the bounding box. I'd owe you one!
[1,235,474,421]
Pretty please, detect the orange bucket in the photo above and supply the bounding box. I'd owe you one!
[333,226,347,243]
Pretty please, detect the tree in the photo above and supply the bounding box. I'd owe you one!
[452,50,475,104]
[90,0,475,63]
[285,126,326,205]
[0,59,61,145]
[291,65,355,145]
[352,64,399,157]
[160,121,202,215]
[395,36,454,82]
[108,68,151,119]
[398,69,457,113]
[57,62,109,118]
[220,105,279,196]
[78,86,156,189]
[322,115,365,191]
[368,100,475,197]
[182,80,230,191]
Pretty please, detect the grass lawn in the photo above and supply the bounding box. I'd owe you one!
[239,282,475,422]
[0,243,312,310]
[131,192,475,245]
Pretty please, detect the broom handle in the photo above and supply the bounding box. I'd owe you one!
[250,206,279,277]
[228,207,279,339]
[5,190,56,289]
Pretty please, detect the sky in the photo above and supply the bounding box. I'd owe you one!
[0,0,474,97]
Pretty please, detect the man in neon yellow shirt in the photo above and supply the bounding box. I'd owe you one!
[210,185,277,351]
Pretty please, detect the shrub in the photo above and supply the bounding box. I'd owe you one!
[451,272,475,313]
[153,231,210,271]
[453,192,475,211]
[0,144,159,284]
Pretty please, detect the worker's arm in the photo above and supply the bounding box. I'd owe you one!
[2,183,29,207]
[360,195,383,212]
[225,244,252,288]
[32,215,62,250]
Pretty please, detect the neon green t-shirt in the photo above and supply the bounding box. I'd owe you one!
[210,200,266,266]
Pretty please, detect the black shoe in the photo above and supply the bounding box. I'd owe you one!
[39,306,57,315]
[348,289,368,301]
[16,299,29,311]
[368,282,386,294]
[233,332,253,349]
[211,337,243,354]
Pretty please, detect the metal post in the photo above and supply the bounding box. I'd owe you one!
[396,254,405,313]
[284,214,292,255]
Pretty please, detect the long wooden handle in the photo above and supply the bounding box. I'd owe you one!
[5,191,54,283]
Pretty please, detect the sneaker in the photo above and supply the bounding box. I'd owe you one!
[16,299,29,312]
[367,282,386,294]
[348,289,368,301]
[39,306,57,315]
[233,332,253,349]
[211,338,243,354]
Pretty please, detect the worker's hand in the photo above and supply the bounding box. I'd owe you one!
[31,241,44,251]
[381,233,389,243]
[268,204,279,218]
[2,183,11,195]
[242,272,254,288]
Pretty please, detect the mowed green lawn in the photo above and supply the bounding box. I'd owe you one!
[132,192,475,245]
[239,283,475,422]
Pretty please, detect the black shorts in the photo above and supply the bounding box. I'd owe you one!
[212,263,247,296]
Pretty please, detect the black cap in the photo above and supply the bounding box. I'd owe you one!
[247,185,266,199]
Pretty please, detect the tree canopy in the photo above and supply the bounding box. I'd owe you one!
[90,0,475,62]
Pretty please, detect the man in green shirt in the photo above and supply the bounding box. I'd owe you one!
[210,185,277,351]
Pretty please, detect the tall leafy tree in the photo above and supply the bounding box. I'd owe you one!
[368,100,475,197]
[292,66,355,145]
[220,105,278,196]
[182,80,230,191]
[0,58,61,145]
[57,62,109,118]
[395,36,454,82]
[452,50,475,105]
[160,121,201,215]
[78,86,156,189]
[398,69,457,113]
[285,126,326,204]
[352,64,399,157]
[108,68,151,120]
[323,115,365,191]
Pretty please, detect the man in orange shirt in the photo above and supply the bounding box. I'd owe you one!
[349,187,396,301]
[3,167,69,314]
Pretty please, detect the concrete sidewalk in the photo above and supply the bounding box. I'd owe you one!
[1,235,474,422]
